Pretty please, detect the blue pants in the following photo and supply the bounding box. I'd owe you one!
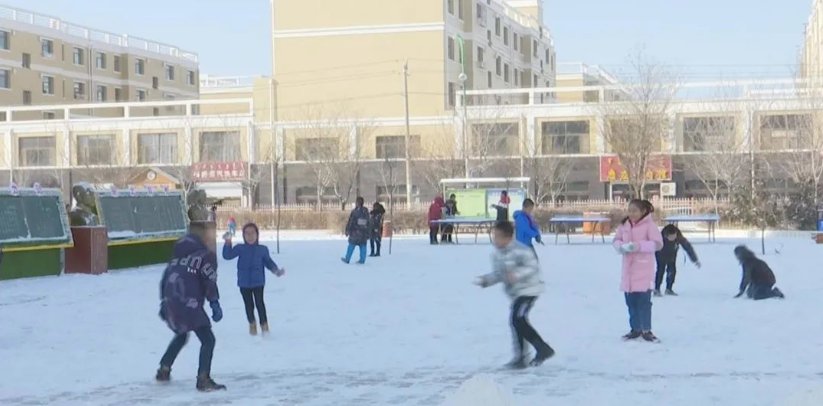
[624,291,652,332]
[344,243,367,263]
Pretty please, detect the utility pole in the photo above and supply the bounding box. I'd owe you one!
[457,35,469,179]
[403,61,412,207]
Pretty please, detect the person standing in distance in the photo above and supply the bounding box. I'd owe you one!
[342,197,370,264]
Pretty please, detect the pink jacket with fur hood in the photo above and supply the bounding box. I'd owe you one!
[613,215,663,292]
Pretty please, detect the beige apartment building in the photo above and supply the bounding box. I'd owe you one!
[803,0,823,81]
[0,5,199,120]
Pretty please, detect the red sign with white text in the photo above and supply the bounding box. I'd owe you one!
[191,161,248,182]
[599,155,672,183]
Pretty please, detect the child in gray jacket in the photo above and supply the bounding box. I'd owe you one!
[475,221,555,369]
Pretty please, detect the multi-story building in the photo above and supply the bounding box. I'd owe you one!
[0,5,199,120]
[555,63,625,103]
[803,0,823,81]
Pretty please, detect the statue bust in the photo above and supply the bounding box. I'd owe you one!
[69,183,99,226]
[187,189,210,222]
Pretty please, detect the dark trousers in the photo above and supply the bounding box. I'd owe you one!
[749,283,781,300]
[429,225,440,244]
[160,326,215,376]
[442,225,454,242]
[370,234,382,255]
[510,296,551,358]
[655,261,677,290]
[240,286,267,324]
[625,290,653,332]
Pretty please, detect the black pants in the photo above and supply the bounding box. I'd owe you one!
[160,326,215,376]
[749,283,781,300]
[442,225,454,242]
[510,296,551,358]
[655,261,677,290]
[240,287,267,325]
[370,234,382,255]
[429,225,440,244]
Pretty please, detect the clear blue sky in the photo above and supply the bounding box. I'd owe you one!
[6,0,813,79]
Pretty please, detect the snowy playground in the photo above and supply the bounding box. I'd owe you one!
[1,231,823,406]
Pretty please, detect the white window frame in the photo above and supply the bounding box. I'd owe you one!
[137,89,147,101]
[96,85,107,102]
[95,52,107,70]
[0,30,10,51]
[187,70,195,86]
[73,81,86,100]
[113,55,121,73]
[0,67,10,90]
[40,37,54,58]
[135,58,145,75]
[164,63,175,81]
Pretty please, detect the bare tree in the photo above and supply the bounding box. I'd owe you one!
[467,108,520,177]
[521,130,573,204]
[412,123,464,195]
[595,52,678,199]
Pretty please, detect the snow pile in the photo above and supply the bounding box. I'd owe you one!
[442,374,516,406]
[780,385,823,406]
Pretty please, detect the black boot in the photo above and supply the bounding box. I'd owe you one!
[665,289,678,296]
[155,366,171,382]
[622,330,642,340]
[196,374,226,392]
[504,356,529,370]
[530,346,555,367]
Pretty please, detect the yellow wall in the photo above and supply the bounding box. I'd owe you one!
[273,0,443,30]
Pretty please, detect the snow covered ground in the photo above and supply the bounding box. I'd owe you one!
[2,231,823,405]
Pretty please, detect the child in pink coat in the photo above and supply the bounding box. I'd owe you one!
[613,199,663,342]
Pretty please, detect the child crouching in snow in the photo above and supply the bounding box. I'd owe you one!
[654,224,701,297]
[614,199,663,342]
[223,223,285,335]
[733,245,785,300]
[474,221,555,369]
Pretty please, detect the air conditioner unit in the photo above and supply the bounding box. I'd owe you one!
[660,182,676,197]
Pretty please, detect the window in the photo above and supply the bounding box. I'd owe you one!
[375,135,421,159]
[476,4,487,26]
[759,114,808,150]
[448,82,456,107]
[533,40,538,57]
[513,33,519,50]
[0,30,9,50]
[448,0,454,14]
[457,0,464,19]
[504,64,510,83]
[138,133,178,164]
[514,69,519,86]
[683,116,736,152]
[23,90,31,105]
[113,56,121,72]
[533,74,538,87]
[294,138,339,161]
[165,64,175,81]
[41,75,54,95]
[41,38,53,57]
[135,58,145,75]
[96,85,107,102]
[471,122,520,156]
[0,69,9,89]
[43,111,56,120]
[495,17,501,36]
[503,27,509,46]
[545,49,551,65]
[73,81,86,100]
[114,88,122,102]
[77,135,114,165]
[187,70,195,86]
[495,56,502,76]
[18,137,55,167]
[476,46,485,66]
[95,52,106,69]
[487,71,492,87]
[137,89,147,101]
[486,30,492,45]
[448,37,456,61]
[200,131,241,162]
[542,121,589,154]
[152,76,159,89]
[73,47,84,65]
[22,53,30,68]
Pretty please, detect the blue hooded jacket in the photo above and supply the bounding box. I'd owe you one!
[513,210,541,247]
[159,233,220,334]
[222,223,278,288]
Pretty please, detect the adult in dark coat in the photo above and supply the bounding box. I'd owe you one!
[733,245,785,300]
[342,197,371,264]
[369,202,386,257]
[442,194,459,243]
[654,224,700,296]
[156,221,226,391]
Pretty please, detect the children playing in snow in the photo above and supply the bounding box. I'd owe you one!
[223,223,285,336]
[733,245,785,300]
[369,202,385,257]
[156,221,226,392]
[227,216,237,237]
[441,194,459,243]
[474,221,555,369]
[427,195,445,245]
[490,190,511,221]
[513,198,542,258]
[654,224,701,296]
[613,199,663,343]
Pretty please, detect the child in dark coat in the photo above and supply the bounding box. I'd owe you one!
[733,245,785,300]
[654,224,701,296]
[342,196,371,264]
[369,202,385,257]
[223,223,285,335]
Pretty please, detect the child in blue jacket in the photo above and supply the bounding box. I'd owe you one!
[513,198,542,258]
[222,223,284,335]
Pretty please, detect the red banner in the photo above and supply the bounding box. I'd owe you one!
[599,155,672,183]
[191,161,248,182]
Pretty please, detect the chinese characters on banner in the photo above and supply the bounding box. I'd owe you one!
[191,161,248,182]
[599,155,672,183]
